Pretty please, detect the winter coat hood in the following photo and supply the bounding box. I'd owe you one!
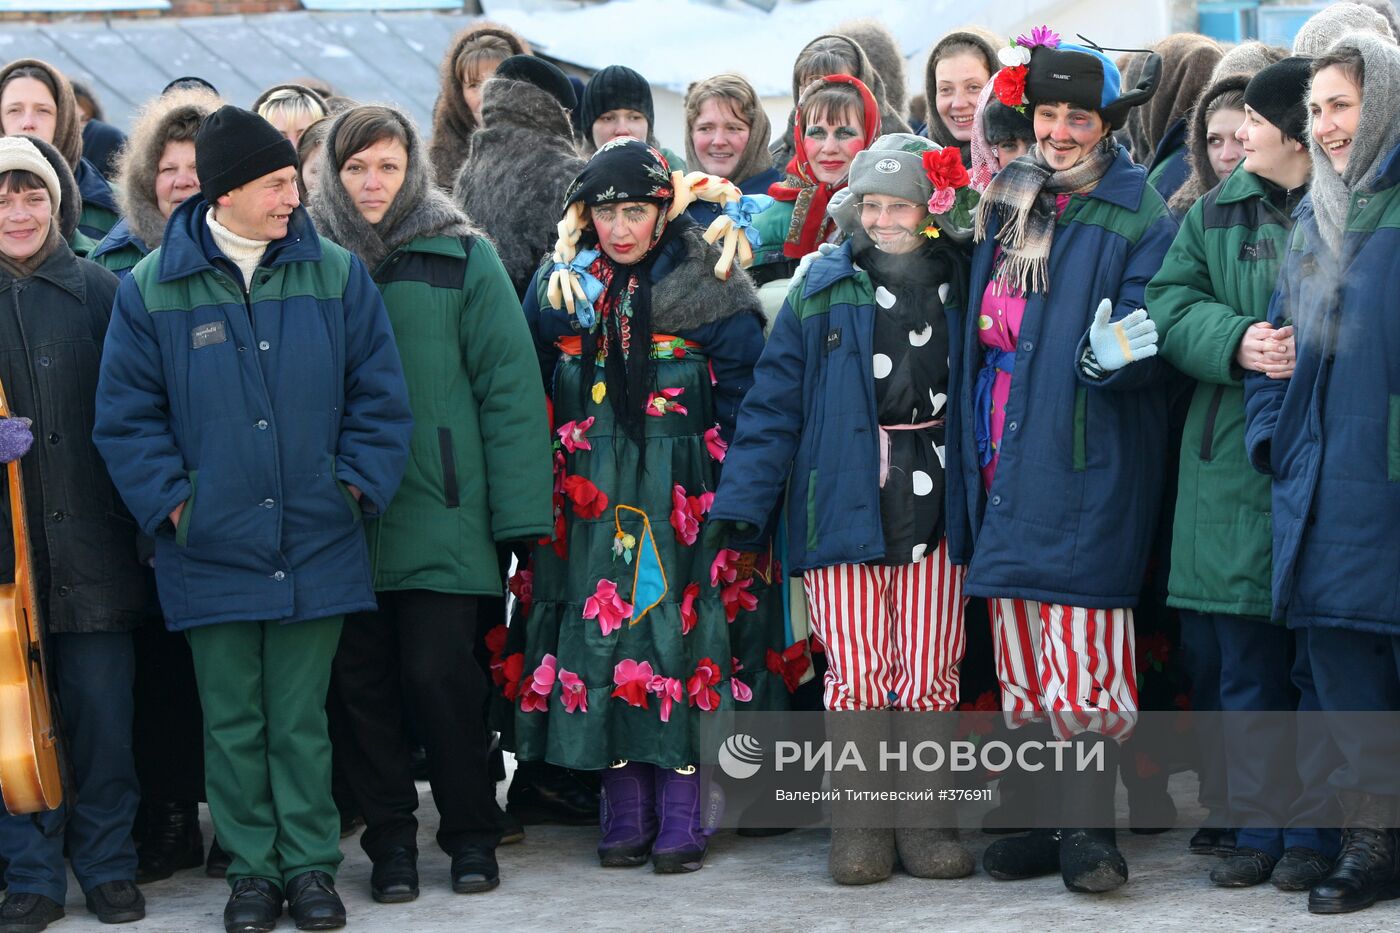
[454,76,584,297]
[1127,34,1223,167]
[428,21,531,188]
[25,134,81,243]
[923,27,1002,159]
[838,18,909,116]
[311,105,480,272]
[115,86,223,250]
[0,59,83,170]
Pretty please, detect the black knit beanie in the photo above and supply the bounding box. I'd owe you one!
[1245,56,1312,143]
[580,65,654,133]
[195,105,298,200]
[495,55,577,112]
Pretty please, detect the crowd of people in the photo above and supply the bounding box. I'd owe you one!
[0,1,1399,930]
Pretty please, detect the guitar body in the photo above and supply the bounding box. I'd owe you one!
[0,379,62,814]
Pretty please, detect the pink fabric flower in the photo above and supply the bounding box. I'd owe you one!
[611,659,655,708]
[559,667,588,714]
[730,657,753,703]
[687,657,723,711]
[720,577,758,622]
[927,186,957,215]
[556,417,594,453]
[704,424,728,462]
[710,548,740,587]
[521,654,557,713]
[645,387,688,417]
[648,675,684,722]
[669,485,715,546]
[680,582,701,635]
[1016,25,1060,48]
[583,578,633,636]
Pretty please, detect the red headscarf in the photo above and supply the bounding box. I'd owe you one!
[768,73,881,259]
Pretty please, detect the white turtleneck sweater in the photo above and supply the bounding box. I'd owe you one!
[206,210,270,291]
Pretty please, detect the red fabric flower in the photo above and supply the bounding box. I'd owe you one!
[680,582,700,635]
[922,146,970,191]
[507,568,533,618]
[521,654,557,713]
[497,652,525,701]
[669,484,715,546]
[611,659,654,708]
[687,657,723,711]
[484,623,508,662]
[720,577,757,622]
[993,65,1028,109]
[766,643,812,694]
[645,387,688,417]
[562,474,609,520]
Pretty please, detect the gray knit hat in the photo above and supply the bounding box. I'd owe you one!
[848,132,940,204]
[1293,2,1396,57]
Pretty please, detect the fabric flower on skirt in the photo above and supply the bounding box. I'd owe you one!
[484,623,508,664]
[521,654,557,713]
[645,387,688,417]
[704,424,728,462]
[562,474,609,520]
[557,416,595,453]
[720,577,757,622]
[687,657,723,711]
[710,547,741,587]
[497,652,525,701]
[669,484,715,546]
[680,582,701,635]
[648,675,684,722]
[507,567,534,618]
[583,578,634,636]
[559,667,588,713]
[730,657,753,703]
[766,644,812,694]
[612,659,655,708]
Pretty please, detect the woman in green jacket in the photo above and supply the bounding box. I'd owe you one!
[1144,57,1336,890]
[309,104,553,905]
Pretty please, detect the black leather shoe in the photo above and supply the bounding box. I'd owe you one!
[222,878,281,933]
[206,836,232,878]
[85,880,146,924]
[0,893,64,933]
[285,871,345,931]
[1309,828,1400,914]
[370,847,419,904]
[507,763,598,825]
[1189,826,1236,856]
[450,845,500,894]
[136,801,204,884]
[1272,846,1334,891]
[1210,847,1276,887]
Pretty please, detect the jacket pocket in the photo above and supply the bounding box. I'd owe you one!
[805,468,820,553]
[438,427,460,509]
[1389,396,1400,482]
[1199,385,1226,462]
[175,469,197,547]
[1073,388,1088,472]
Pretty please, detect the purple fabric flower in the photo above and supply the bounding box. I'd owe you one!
[1016,25,1061,49]
[0,417,33,464]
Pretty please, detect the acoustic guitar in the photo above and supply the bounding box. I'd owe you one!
[0,379,62,814]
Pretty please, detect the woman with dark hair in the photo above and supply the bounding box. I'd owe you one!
[0,59,120,242]
[428,22,530,188]
[309,104,553,903]
[923,27,1001,163]
[296,116,332,201]
[501,138,785,874]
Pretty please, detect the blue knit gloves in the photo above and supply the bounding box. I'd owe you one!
[0,416,32,464]
[1087,298,1158,371]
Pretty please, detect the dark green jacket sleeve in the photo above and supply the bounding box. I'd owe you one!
[459,238,554,542]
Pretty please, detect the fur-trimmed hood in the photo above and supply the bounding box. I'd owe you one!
[428,21,531,189]
[311,105,481,272]
[115,86,222,250]
[0,59,82,170]
[455,76,584,297]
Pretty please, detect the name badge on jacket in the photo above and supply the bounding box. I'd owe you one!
[190,321,227,349]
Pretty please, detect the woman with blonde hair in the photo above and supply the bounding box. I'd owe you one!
[681,73,779,227]
[252,82,328,148]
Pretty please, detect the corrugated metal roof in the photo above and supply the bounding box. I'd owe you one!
[1,10,478,130]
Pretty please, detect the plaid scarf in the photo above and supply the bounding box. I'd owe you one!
[974,138,1117,295]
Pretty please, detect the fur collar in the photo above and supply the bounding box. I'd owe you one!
[650,223,760,333]
[116,87,222,249]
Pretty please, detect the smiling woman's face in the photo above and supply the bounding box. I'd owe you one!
[802,106,865,185]
[0,179,50,261]
[1310,64,1361,174]
[1032,101,1108,171]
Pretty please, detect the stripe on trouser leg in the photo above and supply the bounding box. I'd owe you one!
[1040,604,1138,741]
[992,597,1044,728]
[804,563,891,710]
[888,539,965,711]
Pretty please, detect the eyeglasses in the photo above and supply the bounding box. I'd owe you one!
[856,200,922,221]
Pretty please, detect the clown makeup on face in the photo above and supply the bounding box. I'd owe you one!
[1310,63,1361,175]
[858,193,925,254]
[1205,103,1247,181]
[591,200,660,264]
[935,52,991,142]
[1033,101,1109,171]
[802,104,865,185]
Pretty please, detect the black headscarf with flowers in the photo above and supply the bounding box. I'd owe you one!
[564,137,681,452]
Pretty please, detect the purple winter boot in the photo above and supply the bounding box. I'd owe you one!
[598,761,657,867]
[652,768,709,873]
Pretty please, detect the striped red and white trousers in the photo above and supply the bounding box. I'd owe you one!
[989,598,1138,741]
[803,539,966,711]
